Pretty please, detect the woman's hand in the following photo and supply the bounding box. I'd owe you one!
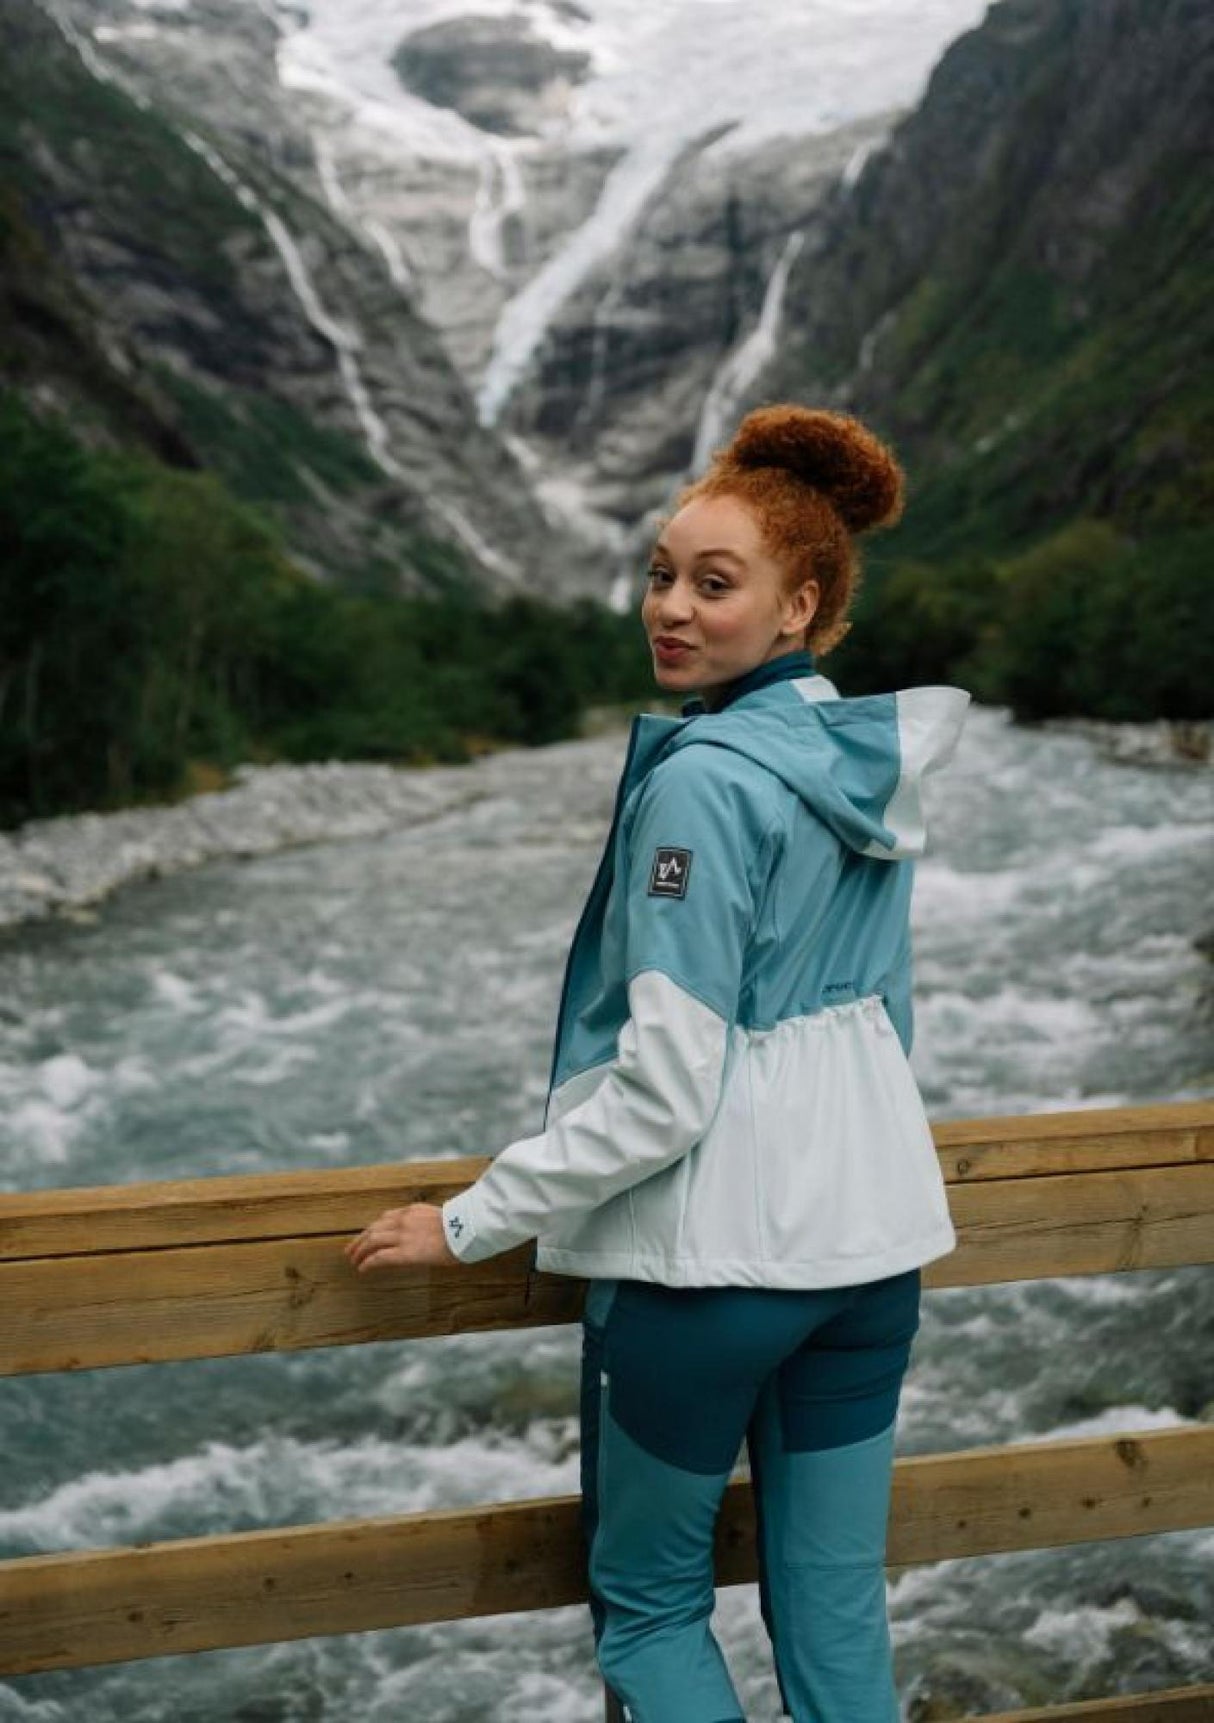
[343,1202,461,1272]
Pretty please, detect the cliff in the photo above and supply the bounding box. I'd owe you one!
[0,0,581,598]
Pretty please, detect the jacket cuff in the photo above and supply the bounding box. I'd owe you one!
[441,1185,505,1265]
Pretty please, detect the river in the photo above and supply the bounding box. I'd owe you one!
[1,703,1211,1720]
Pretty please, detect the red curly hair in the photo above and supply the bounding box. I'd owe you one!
[661,404,906,654]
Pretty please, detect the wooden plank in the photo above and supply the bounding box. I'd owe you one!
[0,1234,587,1374]
[0,1493,588,1675]
[880,1423,1214,1568]
[2,1101,1210,1262]
[939,1162,1214,1285]
[0,1161,495,1262]
[1,1425,1210,1674]
[965,1684,1214,1722]
[1,1160,1211,1375]
[933,1100,1214,1183]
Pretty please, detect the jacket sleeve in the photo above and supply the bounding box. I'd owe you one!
[439,750,779,1264]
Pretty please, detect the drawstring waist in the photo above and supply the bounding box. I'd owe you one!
[744,992,897,1040]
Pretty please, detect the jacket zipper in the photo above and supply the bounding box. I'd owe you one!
[542,714,645,1123]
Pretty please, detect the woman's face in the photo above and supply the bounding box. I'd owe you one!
[641,493,819,703]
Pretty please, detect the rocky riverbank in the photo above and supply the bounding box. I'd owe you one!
[0,757,497,932]
[0,711,1208,934]
[1042,716,1212,769]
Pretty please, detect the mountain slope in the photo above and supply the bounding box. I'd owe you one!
[767,0,1213,562]
[3,0,1207,693]
[43,0,989,594]
[0,0,577,597]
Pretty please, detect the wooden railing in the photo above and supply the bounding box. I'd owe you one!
[1,1099,1212,1722]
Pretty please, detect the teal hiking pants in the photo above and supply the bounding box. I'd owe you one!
[580,1267,921,1722]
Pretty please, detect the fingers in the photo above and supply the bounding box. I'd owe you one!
[350,1239,404,1271]
[342,1204,448,1271]
[343,1212,399,1269]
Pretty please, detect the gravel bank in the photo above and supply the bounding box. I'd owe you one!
[0,758,499,932]
[1042,715,1212,768]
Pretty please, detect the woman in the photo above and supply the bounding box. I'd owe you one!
[345,404,970,1722]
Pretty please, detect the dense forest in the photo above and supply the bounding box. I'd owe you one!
[0,391,653,828]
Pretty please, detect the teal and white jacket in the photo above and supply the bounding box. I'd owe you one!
[441,648,971,1288]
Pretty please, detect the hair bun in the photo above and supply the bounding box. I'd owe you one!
[724,404,905,534]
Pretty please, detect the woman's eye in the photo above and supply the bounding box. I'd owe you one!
[644,567,729,594]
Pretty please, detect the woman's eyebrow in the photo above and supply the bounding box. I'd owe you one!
[653,543,748,565]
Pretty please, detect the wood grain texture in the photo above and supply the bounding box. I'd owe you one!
[2,1155,1210,1375]
[932,1100,1214,1181]
[1,1425,1210,1674]
[940,1161,1214,1284]
[2,1101,1209,1261]
[0,1161,496,1261]
[0,1233,586,1373]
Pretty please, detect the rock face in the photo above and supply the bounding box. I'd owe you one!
[17,0,941,603]
[0,0,590,600]
[7,0,1206,612]
[487,0,1212,586]
[761,0,1214,557]
[392,13,591,137]
[503,112,898,531]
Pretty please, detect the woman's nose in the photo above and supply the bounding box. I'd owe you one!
[654,581,694,623]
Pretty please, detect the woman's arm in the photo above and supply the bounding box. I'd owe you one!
[437,749,783,1263]
[346,973,734,1274]
[346,749,768,1274]
[438,967,728,1262]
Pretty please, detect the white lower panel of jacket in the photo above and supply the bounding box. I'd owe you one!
[536,991,956,1285]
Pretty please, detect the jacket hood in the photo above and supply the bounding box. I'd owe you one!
[665,672,971,860]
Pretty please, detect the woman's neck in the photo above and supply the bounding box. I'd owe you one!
[696,647,816,715]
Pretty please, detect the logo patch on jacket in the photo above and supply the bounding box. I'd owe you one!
[648,846,692,898]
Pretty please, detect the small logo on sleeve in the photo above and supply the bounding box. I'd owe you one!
[648,846,692,898]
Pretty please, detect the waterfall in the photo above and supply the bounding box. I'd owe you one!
[690,229,805,473]
[58,12,520,590]
[51,8,152,110]
[468,140,528,281]
[179,130,406,478]
[426,496,524,588]
[313,133,416,293]
[840,136,882,190]
[475,134,687,429]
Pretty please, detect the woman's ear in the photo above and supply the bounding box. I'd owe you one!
[782,578,820,640]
